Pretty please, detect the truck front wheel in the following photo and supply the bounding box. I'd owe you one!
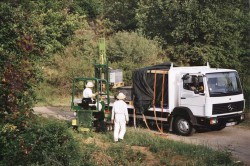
[174,116,193,136]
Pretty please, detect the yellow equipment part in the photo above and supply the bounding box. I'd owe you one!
[78,127,90,132]
[72,119,77,126]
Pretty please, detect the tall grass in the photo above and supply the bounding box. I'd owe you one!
[124,128,237,165]
[91,128,243,166]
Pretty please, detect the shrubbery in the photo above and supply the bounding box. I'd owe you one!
[107,31,166,84]
[0,1,85,158]
[0,116,82,166]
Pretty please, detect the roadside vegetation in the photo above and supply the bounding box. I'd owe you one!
[239,109,250,129]
[240,118,250,129]
[0,116,244,166]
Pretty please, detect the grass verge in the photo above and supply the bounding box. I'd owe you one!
[2,115,244,166]
[77,127,244,166]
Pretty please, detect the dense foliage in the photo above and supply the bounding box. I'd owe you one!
[1,117,82,165]
[0,0,83,117]
[0,0,84,164]
[107,31,165,84]
[137,0,249,68]
[103,0,139,32]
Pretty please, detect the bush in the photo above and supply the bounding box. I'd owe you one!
[0,116,82,166]
[107,31,166,84]
[0,2,86,160]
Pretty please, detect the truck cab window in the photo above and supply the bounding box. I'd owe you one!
[183,75,204,93]
[206,72,242,97]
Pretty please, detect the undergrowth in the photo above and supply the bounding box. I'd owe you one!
[91,128,243,166]
[239,109,250,129]
[1,116,244,166]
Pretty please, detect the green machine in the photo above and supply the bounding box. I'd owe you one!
[71,38,112,132]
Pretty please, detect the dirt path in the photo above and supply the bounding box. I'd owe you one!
[33,106,73,120]
[165,127,250,165]
[33,107,250,165]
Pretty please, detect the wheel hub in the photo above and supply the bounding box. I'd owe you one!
[178,119,189,132]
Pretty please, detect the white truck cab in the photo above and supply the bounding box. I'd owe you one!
[168,63,245,135]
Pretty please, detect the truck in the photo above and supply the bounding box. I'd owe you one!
[130,62,245,135]
[70,38,245,136]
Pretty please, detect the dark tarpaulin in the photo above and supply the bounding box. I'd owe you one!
[132,62,172,113]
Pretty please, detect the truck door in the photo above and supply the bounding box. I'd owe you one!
[180,74,206,116]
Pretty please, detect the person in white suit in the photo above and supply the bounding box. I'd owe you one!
[111,92,129,142]
[83,81,95,99]
[82,81,102,111]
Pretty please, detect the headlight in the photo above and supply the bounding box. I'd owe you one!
[210,118,218,125]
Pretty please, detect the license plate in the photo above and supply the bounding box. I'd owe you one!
[226,122,236,126]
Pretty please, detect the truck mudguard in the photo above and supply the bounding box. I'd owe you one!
[172,107,198,126]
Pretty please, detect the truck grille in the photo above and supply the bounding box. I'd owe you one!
[212,100,244,115]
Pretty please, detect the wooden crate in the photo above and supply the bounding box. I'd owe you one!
[112,82,124,88]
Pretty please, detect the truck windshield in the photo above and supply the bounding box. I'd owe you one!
[206,72,242,97]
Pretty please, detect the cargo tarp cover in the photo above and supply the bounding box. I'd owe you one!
[133,62,172,113]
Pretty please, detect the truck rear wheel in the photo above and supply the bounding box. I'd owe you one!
[174,116,193,136]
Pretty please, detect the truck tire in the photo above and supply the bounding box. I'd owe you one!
[174,116,193,136]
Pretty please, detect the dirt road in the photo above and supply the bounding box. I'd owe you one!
[33,106,250,165]
[166,127,250,165]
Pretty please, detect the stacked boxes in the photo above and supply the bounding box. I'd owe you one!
[109,69,123,83]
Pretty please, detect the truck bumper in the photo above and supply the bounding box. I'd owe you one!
[196,113,245,128]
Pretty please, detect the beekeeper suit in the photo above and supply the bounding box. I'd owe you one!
[83,82,95,99]
[82,81,95,109]
[111,92,129,142]
[82,81,102,111]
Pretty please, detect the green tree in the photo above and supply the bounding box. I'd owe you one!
[0,0,84,162]
[70,0,103,19]
[103,0,139,32]
[107,31,165,84]
[0,0,82,120]
[137,0,249,69]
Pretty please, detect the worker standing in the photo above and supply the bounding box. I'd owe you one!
[111,92,129,143]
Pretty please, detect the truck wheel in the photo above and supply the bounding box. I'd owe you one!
[174,116,193,136]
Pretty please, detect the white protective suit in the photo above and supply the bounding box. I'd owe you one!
[83,87,93,98]
[111,100,129,142]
